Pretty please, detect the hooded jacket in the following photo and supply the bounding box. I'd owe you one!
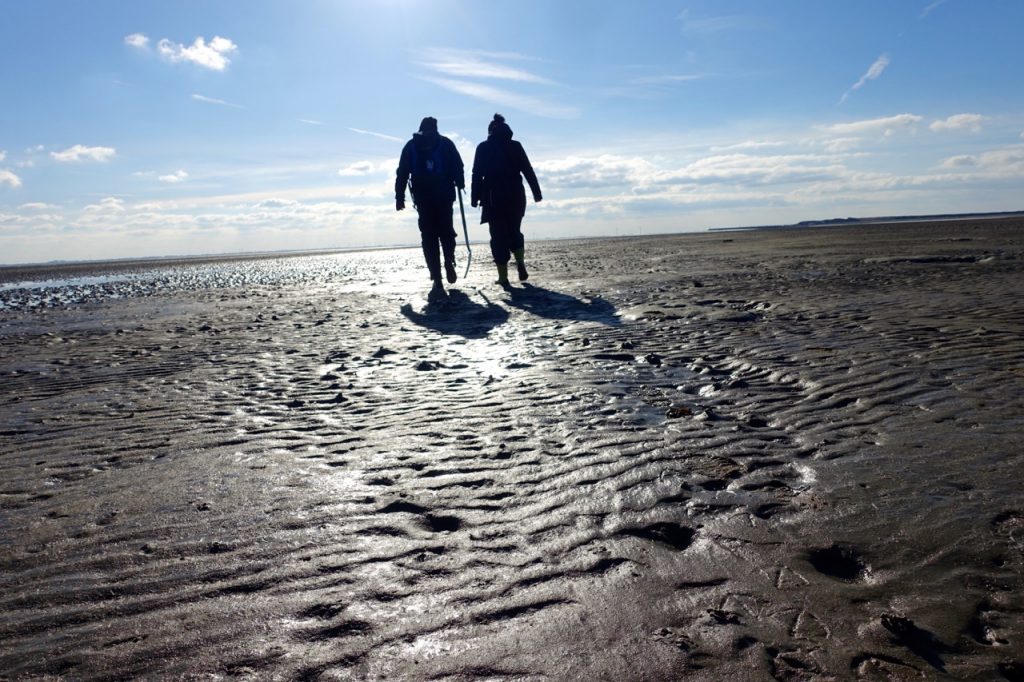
[395,131,465,207]
[471,120,541,225]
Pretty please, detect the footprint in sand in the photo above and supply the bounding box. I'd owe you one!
[807,544,869,582]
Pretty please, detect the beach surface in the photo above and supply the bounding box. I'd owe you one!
[1,220,1023,680]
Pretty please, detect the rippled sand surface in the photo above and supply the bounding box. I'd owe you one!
[2,220,1023,680]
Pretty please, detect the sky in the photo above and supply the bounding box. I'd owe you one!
[1,0,1023,264]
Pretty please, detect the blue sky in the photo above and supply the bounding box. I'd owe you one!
[2,0,1023,264]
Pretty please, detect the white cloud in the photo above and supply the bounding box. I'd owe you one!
[0,151,5,162]
[1,211,63,230]
[50,144,117,162]
[124,33,149,48]
[710,140,787,152]
[158,36,237,71]
[856,55,891,86]
[298,118,324,126]
[678,10,764,33]
[534,150,851,194]
[929,113,987,132]
[191,93,244,108]
[939,155,976,169]
[338,160,391,177]
[253,198,299,209]
[632,74,704,86]
[416,48,576,119]
[823,114,923,136]
[535,154,656,189]
[84,197,126,212]
[840,54,890,104]
[339,162,372,177]
[659,153,846,186]
[940,146,1024,172]
[821,137,862,153]
[1,169,22,188]
[416,48,553,84]
[349,128,404,143]
[19,202,57,210]
[158,170,189,183]
[421,77,579,119]
[921,0,947,18]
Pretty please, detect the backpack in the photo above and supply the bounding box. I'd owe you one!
[409,139,448,203]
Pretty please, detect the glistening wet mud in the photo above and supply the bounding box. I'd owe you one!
[1,220,1022,679]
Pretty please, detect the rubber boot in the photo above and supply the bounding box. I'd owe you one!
[441,237,457,283]
[495,262,511,288]
[428,278,446,300]
[513,248,528,282]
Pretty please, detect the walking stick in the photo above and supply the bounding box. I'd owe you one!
[458,188,471,279]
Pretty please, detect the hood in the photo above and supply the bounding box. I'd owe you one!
[412,130,440,151]
[488,121,513,141]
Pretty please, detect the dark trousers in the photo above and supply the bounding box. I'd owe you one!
[488,213,524,264]
[417,202,456,280]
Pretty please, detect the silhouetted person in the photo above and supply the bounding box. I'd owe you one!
[471,113,542,287]
[395,116,465,297]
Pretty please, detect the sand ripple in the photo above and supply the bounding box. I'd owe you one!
[1,220,1022,679]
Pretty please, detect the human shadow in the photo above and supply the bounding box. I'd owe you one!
[400,289,509,339]
[504,283,619,325]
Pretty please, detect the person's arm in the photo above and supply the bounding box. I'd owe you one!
[517,142,542,202]
[448,138,465,191]
[470,143,485,208]
[394,143,411,210]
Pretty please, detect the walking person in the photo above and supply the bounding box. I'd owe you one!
[470,114,542,287]
[395,116,465,297]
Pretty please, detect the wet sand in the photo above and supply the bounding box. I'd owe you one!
[1,219,1022,680]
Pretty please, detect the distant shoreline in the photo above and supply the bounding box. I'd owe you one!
[3,210,1021,275]
[708,209,1024,232]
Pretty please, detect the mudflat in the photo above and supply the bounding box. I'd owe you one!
[1,219,1022,680]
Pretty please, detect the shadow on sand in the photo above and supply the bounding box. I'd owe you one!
[400,289,509,339]
[505,283,619,325]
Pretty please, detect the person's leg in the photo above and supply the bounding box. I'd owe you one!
[510,216,527,281]
[417,206,443,283]
[487,222,505,264]
[488,216,512,286]
[439,205,457,283]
